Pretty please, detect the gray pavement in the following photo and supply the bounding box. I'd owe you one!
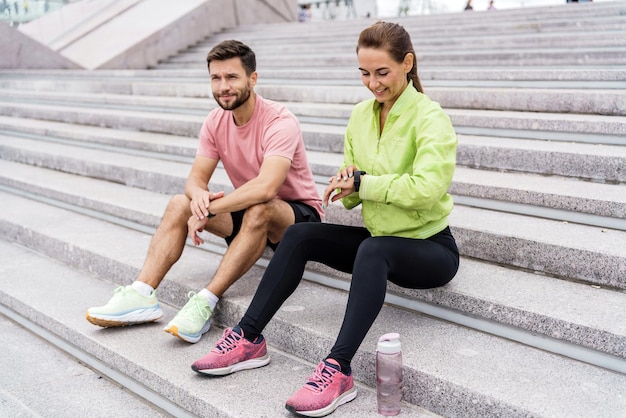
[0,314,170,418]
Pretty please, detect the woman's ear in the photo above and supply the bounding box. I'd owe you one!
[403,53,414,73]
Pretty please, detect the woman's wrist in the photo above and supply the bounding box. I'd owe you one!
[353,170,367,192]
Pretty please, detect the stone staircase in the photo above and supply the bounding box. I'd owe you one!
[0,1,625,417]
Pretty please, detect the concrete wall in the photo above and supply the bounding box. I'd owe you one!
[3,0,298,70]
[18,0,144,52]
[0,21,81,69]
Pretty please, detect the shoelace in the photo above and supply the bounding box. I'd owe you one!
[113,286,135,298]
[177,291,211,321]
[105,286,138,308]
[305,362,336,392]
[214,328,242,353]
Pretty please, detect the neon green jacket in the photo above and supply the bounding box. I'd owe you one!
[341,83,457,239]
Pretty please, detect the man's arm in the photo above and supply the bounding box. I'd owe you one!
[186,155,219,219]
[207,155,291,215]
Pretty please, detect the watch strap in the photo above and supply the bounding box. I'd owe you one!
[354,170,366,192]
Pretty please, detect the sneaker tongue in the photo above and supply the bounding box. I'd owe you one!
[323,358,341,371]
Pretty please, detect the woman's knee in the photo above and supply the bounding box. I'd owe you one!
[354,238,387,261]
[281,222,320,244]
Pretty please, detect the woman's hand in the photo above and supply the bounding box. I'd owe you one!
[323,165,358,207]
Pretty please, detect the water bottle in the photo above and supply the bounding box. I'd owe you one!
[376,332,403,416]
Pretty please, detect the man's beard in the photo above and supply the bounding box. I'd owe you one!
[214,83,251,111]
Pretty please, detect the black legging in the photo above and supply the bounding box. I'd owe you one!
[239,222,459,372]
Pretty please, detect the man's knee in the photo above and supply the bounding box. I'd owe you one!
[241,203,273,230]
[163,194,191,222]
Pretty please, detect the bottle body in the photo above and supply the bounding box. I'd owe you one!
[376,350,403,416]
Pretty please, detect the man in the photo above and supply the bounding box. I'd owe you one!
[86,40,323,344]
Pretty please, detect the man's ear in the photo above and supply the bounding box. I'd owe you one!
[250,71,258,86]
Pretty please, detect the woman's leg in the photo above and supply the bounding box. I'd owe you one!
[328,229,459,371]
[239,222,371,340]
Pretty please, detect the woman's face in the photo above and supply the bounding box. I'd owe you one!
[357,47,412,110]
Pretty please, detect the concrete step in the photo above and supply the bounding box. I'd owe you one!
[1,112,625,184]
[0,123,626,222]
[190,28,626,53]
[160,3,626,69]
[0,91,624,146]
[0,241,429,418]
[2,67,625,89]
[178,41,626,65]
[0,312,170,417]
[190,8,626,47]
[4,80,624,117]
[1,124,624,222]
[454,135,626,184]
[1,117,624,222]
[0,220,624,417]
[0,164,624,360]
[161,45,626,68]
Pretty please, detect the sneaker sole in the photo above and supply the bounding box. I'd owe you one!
[163,320,211,344]
[285,386,357,417]
[85,308,163,328]
[192,353,271,376]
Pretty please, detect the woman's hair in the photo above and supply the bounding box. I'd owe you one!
[356,21,424,93]
[206,40,256,75]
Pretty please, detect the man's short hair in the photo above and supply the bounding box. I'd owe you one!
[206,40,256,75]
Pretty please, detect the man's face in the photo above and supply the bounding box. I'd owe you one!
[209,57,256,111]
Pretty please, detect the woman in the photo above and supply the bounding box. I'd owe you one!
[191,21,460,417]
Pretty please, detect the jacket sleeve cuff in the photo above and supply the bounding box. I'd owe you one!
[359,174,383,202]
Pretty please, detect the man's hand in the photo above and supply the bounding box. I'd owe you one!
[190,190,225,220]
[188,215,209,246]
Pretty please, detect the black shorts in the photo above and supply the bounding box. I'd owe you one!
[224,201,321,251]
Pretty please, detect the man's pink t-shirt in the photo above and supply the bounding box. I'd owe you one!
[196,95,323,218]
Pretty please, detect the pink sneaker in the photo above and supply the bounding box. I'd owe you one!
[191,327,270,376]
[285,359,357,417]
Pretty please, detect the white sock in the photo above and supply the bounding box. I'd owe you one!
[198,288,219,311]
[131,281,154,297]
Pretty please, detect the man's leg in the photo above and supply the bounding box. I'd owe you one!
[136,194,232,288]
[204,199,296,297]
[135,194,195,287]
[164,199,295,343]
[86,194,230,328]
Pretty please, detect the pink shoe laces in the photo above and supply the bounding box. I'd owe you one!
[305,361,339,393]
[213,328,242,354]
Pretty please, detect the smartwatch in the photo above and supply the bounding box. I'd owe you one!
[353,170,366,192]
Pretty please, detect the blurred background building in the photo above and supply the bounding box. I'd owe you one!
[297,0,601,20]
